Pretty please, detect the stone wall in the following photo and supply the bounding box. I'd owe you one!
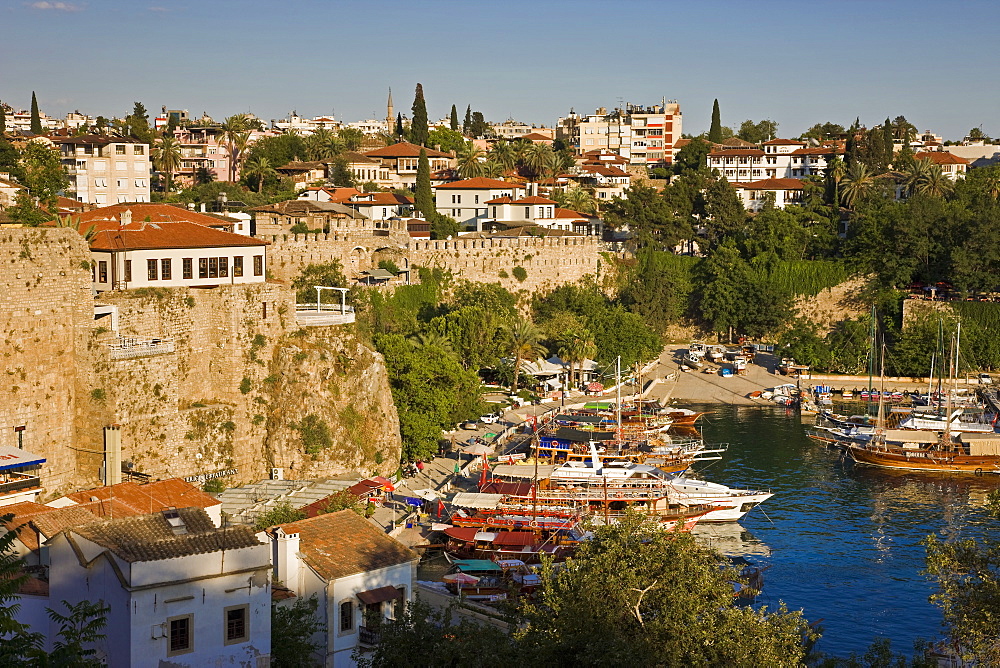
[0,229,93,496]
[0,229,402,498]
[266,232,601,293]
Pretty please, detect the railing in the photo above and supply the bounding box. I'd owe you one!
[108,336,175,359]
[294,305,355,327]
[0,473,41,496]
[358,626,380,647]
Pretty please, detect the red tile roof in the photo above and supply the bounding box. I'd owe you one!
[916,151,969,165]
[364,142,452,159]
[735,178,806,190]
[62,479,221,517]
[275,510,418,581]
[73,203,234,228]
[349,192,414,205]
[1,502,104,552]
[708,149,766,157]
[435,177,522,190]
[484,196,513,204]
[522,132,552,141]
[581,165,630,177]
[511,196,558,205]
[87,220,268,252]
[762,138,806,146]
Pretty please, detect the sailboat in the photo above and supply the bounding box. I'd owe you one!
[846,324,1000,474]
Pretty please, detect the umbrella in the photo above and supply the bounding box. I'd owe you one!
[409,488,439,501]
[587,382,604,392]
[442,573,480,585]
[461,442,494,456]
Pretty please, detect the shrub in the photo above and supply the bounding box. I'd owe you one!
[203,479,226,494]
[239,377,252,394]
[512,266,528,282]
[297,414,332,454]
[90,388,106,402]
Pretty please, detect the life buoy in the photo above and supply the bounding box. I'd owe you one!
[975,468,984,476]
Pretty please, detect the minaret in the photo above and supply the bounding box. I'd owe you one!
[386,88,394,133]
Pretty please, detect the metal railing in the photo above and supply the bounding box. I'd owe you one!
[0,474,41,496]
[108,336,175,360]
[358,626,380,647]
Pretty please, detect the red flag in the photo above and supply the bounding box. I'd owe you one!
[478,453,490,488]
[436,499,445,518]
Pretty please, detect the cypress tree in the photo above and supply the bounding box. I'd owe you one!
[410,83,429,147]
[463,105,472,136]
[450,105,459,132]
[0,105,5,134]
[395,113,404,139]
[708,99,722,144]
[882,117,894,169]
[30,92,42,135]
[415,148,433,217]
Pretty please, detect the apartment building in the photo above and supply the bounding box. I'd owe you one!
[434,177,525,231]
[363,142,454,189]
[53,135,151,205]
[707,139,843,181]
[555,100,682,169]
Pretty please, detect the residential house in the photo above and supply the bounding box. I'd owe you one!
[491,119,533,140]
[51,135,151,205]
[251,199,368,235]
[52,478,224,526]
[915,151,969,180]
[0,172,25,209]
[362,142,454,189]
[276,161,328,190]
[556,100,682,169]
[31,508,272,665]
[576,163,630,201]
[731,178,806,211]
[272,112,341,135]
[299,187,364,203]
[342,151,386,185]
[267,510,420,668]
[83,209,269,292]
[707,140,842,181]
[172,125,231,185]
[343,192,414,224]
[482,196,602,236]
[434,177,525,231]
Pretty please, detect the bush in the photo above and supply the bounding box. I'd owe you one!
[297,414,332,454]
[203,479,225,494]
[239,377,252,394]
[512,266,528,282]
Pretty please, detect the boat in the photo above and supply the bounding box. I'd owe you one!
[660,475,773,523]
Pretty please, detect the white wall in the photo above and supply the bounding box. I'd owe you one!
[91,246,266,292]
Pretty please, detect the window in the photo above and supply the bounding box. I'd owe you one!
[219,257,228,278]
[474,195,479,204]
[208,257,219,278]
[98,261,107,283]
[115,161,127,171]
[147,259,158,281]
[224,605,249,645]
[135,179,147,188]
[199,258,208,279]
[117,179,127,188]
[393,588,406,619]
[94,160,107,172]
[115,145,126,155]
[253,255,263,276]
[182,258,192,279]
[340,600,354,632]
[134,145,144,155]
[524,207,530,218]
[167,614,193,656]
[96,194,107,204]
[95,178,107,188]
[233,256,243,277]
[161,258,171,280]
[124,260,131,282]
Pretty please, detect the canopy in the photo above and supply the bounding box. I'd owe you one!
[357,586,403,605]
[450,492,503,509]
[0,446,45,471]
[461,443,494,456]
[452,559,502,573]
[442,572,480,585]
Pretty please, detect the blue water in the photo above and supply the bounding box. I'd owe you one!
[689,404,1000,659]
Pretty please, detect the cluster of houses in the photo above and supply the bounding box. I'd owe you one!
[2,475,419,667]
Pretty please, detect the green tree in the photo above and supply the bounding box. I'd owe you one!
[328,157,357,188]
[244,133,307,172]
[47,599,111,667]
[125,101,154,145]
[16,141,69,208]
[449,104,459,132]
[703,176,747,245]
[469,111,489,138]
[0,138,19,174]
[29,91,42,134]
[241,155,276,193]
[840,163,875,208]
[292,260,347,303]
[708,98,723,144]
[152,135,182,193]
[221,113,253,182]
[410,83,429,147]
[254,501,306,531]
[426,126,467,155]
[602,183,692,250]
[673,136,711,175]
[506,320,547,394]
[698,239,749,340]
[338,127,364,152]
[0,105,6,134]
[7,191,50,226]
[518,512,812,666]
[414,148,433,216]
[737,119,779,144]
[271,596,323,668]
[394,112,404,139]
[801,122,845,142]
[0,514,44,662]
[456,144,485,178]
[883,117,894,167]
[463,105,472,136]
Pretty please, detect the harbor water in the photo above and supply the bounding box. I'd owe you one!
[690,403,1000,659]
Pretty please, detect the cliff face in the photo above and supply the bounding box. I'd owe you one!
[0,229,401,497]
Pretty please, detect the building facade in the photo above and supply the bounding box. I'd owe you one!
[53,135,151,205]
[556,100,682,169]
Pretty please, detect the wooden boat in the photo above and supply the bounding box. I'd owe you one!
[847,431,1000,474]
[441,526,578,562]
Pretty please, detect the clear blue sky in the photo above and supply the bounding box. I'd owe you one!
[3,0,997,140]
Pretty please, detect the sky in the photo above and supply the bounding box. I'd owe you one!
[3,0,998,140]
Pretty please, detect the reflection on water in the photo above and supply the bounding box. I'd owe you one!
[686,404,1000,658]
[692,523,771,557]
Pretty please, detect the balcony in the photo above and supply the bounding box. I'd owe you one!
[108,336,175,359]
[0,472,41,496]
[295,304,355,327]
[358,626,380,647]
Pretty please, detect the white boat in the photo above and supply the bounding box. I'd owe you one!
[663,476,773,523]
[897,408,995,434]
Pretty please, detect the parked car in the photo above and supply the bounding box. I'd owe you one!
[979,373,993,385]
[720,367,734,378]
[480,412,501,424]
[461,421,479,430]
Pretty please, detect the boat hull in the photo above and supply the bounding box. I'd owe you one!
[848,445,1000,474]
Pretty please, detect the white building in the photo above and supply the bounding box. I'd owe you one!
[482,195,602,237]
[556,100,682,169]
[707,140,843,181]
[731,178,806,211]
[434,177,526,231]
[33,508,272,666]
[267,510,419,668]
[81,207,269,292]
[52,135,151,205]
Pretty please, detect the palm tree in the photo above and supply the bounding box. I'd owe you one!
[408,330,453,353]
[242,155,276,193]
[839,163,874,208]
[557,328,596,390]
[913,163,955,198]
[982,172,1000,199]
[220,114,252,182]
[824,155,846,207]
[456,144,485,179]
[506,321,547,395]
[564,186,597,214]
[305,128,343,161]
[488,141,516,173]
[481,161,505,179]
[521,143,554,181]
[152,135,182,193]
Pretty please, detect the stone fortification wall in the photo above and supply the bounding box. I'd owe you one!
[0,229,94,496]
[266,232,600,293]
[0,229,401,498]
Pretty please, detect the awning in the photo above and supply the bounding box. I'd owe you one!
[450,492,503,509]
[356,585,403,605]
[0,447,45,471]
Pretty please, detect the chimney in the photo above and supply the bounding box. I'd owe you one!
[103,425,122,486]
[120,209,132,227]
[273,527,301,589]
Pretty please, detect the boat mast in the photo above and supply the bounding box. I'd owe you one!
[867,304,876,414]
[616,356,622,442]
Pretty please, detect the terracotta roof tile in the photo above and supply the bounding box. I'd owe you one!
[916,151,969,165]
[762,138,806,146]
[364,142,452,159]
[435,177,522,190]
[484,196,513,204]
[510,196,558,205]
[63,479,221,516]
[349,193,413,206]
[735,178,806,190]
[276,510,418,580]
[2,503,104,552]
[74,203,235,228]
[87,220,268,252]
[708,149,766,157]
[71,507,262,563]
